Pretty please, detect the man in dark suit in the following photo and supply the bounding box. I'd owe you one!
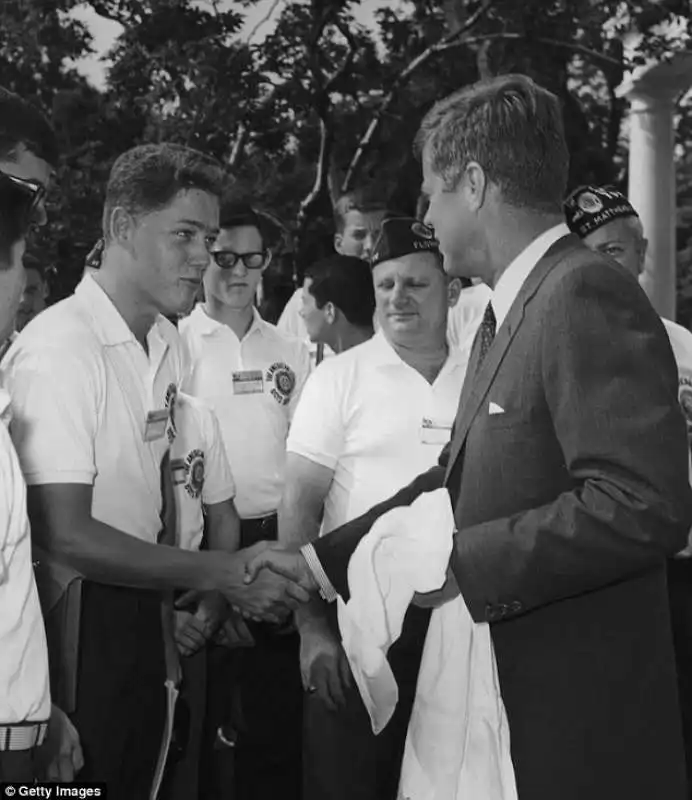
[245,74,692,800]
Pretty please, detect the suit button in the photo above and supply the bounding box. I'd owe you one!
[485,604,501,622]
[509,600,523,614]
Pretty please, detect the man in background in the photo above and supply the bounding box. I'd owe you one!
[0,88,82,786]
[278,190,388,364]
[283,218,465,800]
[15,252,49,332]
[565,184,692,797]
[299,253,375,355]
[180,202,310,800]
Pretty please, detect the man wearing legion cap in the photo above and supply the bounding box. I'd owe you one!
[565,184,692,789]
[564,185,692,430]
[278,217,468,800]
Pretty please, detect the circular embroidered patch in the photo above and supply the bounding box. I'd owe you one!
[411,221,435,240]
[185,449,205,499]
[266,362,296,406]
[577,192,603,214]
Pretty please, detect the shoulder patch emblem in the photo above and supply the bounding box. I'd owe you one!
[184,449,205,499]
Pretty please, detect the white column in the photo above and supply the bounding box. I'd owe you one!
[627,91,677,319]
[617,49,692,321]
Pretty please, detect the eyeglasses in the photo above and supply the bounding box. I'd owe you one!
[211,250,270,270]
[0,171,46,233]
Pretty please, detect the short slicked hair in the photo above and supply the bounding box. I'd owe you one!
[0,86,58,166]
[102,143,226,240]
[416,74,569,213]
[304,254,375,328]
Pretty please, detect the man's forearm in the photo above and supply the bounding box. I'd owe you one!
[206,500,241,553]
[35,515,223,593]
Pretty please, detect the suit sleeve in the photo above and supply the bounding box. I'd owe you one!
[312,460,448,600]
[451,262,692,621]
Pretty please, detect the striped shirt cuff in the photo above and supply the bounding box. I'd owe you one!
[300,544,338,603]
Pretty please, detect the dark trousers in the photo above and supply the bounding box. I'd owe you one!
[0,749,37,783]
[669,557,692,799]
[70,581,166,799]
[234,515,303,800]
[303,604,430,800]
[163,648,207,800]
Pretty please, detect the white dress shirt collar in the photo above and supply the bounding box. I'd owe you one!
[491,223,570,329]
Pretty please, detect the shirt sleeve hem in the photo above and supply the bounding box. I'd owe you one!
[23,471,95,486]
[202,487,235,506]
[285,445,338,471]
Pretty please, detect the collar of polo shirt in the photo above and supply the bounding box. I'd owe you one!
[370,329,466,373]
[187,304,268,340]
[76,273,172,352]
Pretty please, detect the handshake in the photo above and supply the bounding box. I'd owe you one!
[213,542,318,623]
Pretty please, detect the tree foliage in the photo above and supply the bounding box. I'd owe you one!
[0,0,690,317]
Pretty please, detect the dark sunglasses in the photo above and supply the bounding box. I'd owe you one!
[0,171,45,230]
[211,250,269,270]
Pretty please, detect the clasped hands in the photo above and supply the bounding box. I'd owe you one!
[214,541,318,625]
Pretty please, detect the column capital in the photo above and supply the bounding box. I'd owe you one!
[616,51,692,103]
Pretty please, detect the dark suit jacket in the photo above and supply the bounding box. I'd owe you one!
[312,235,692,800]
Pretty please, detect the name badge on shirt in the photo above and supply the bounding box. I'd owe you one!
[232,370,264,395]
[144,409,170,442]
[420,417,453,445]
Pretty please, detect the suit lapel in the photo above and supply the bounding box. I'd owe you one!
[444,235,580,484]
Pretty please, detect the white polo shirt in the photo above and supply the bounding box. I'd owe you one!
[180,305,310,519]
[0,381,51,723]
[170,392,236,551]
[4,274,187,543]
[287,330,467,534]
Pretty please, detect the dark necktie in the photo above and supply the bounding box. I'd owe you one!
[476,301,496,372]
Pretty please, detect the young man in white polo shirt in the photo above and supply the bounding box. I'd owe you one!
[280,218,466,800]
[162,390,245,800]
[0,139,83,786]
[180,202,310,800]
[4,146,309,798]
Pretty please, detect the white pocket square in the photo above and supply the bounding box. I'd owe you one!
[488,402,505,415]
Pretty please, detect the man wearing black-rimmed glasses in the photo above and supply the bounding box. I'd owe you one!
[180,202,309,800]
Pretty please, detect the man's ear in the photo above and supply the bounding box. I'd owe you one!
[464,161,488,213]
[324,301,337,325]
[447,277,462,308]
[109,206,137,251]
[334,232,344,255]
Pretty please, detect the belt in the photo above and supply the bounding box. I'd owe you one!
[0,721,49,751]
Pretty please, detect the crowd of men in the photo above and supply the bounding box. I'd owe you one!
[3,71,692,800]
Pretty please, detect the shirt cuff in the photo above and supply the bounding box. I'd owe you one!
[300,543,338,603]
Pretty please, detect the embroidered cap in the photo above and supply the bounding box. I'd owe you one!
[564,185,639,239]
[370,217,441,268]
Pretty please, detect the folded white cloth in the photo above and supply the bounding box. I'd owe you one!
[337,488,517,800]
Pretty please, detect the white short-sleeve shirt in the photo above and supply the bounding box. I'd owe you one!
[287,330,467,534]
[0,382,51,723]
[180,305,310,519]
[170,392,236,551]
[4,274,187,543]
